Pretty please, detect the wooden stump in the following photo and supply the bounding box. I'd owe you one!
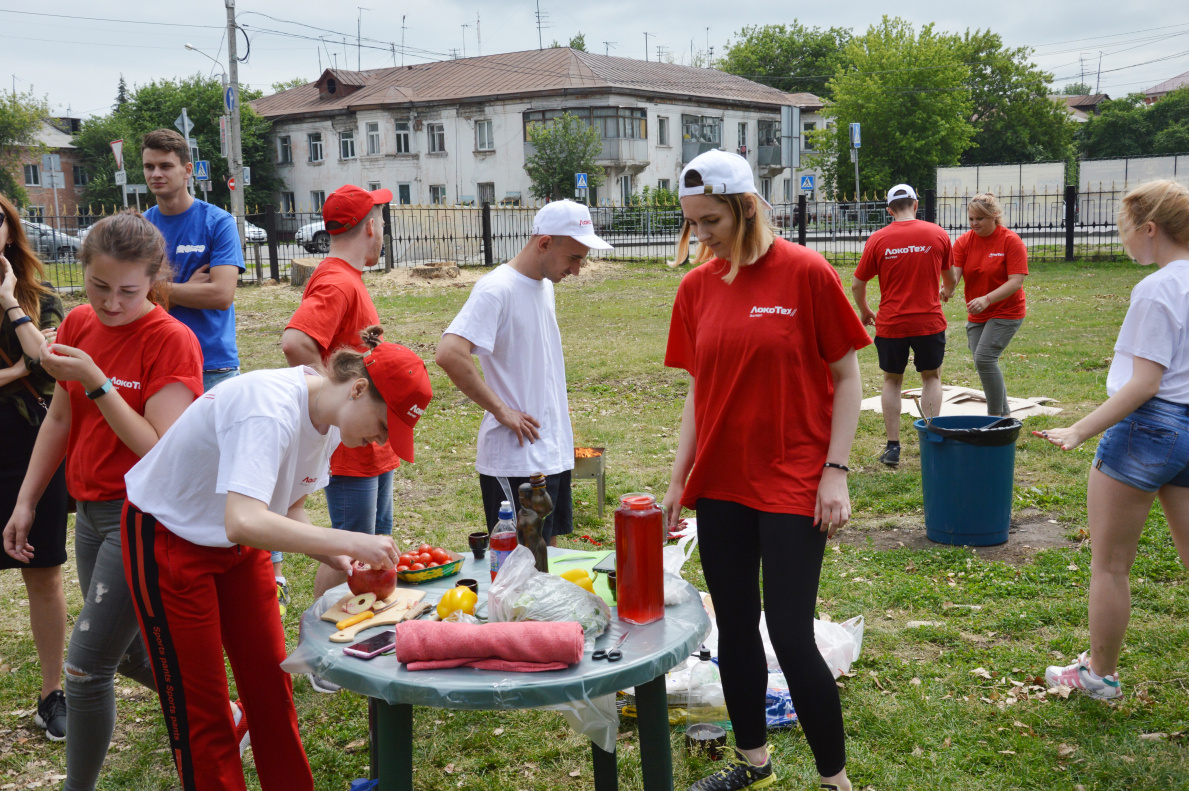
[290,257,321,288]
[409,261,460,279]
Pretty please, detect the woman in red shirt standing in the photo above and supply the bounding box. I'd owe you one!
[663,150,869,791]
[946,193,1029,416]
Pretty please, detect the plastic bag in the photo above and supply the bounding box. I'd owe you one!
[488,545,610,649]
[924,417,1022,446]
[764,672,797,729]
[813,615,865,679]
[663,529,698,605]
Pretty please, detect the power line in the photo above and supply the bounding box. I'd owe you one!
[0,9,221,28]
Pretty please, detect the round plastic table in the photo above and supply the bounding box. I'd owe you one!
[284,551,711,791]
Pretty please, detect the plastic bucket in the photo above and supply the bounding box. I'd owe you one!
[914,416,1020,546]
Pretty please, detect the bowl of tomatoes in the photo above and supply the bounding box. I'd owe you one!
[396,543,465,584]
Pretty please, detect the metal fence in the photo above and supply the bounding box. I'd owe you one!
[25,189,1124,292]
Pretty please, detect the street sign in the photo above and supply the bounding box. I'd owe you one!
[242,166,251,186]
[575,173,588,189]
[199,180,212,190]
[114,170,127,186]
[224,86,237,114]
[800,175,815,191]
[849,122,861,149]
[194,160,210,180]
[110,139,124,171]
[43,172,65,189]
[220,116,228,158]
[124,184,148,194]
[228,177,236,191]
[41,153,61,173]
[174,109,194,137]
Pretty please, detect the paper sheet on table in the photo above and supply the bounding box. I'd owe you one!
[860,385,1062,419]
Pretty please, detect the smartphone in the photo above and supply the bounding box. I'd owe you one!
[592,552,616,575]
[342,629,396,659]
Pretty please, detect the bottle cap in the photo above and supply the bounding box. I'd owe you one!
[699,648,711,661]
[619,492,657,510]
[498,500,514,518]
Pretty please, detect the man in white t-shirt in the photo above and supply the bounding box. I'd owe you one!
[435,201,612,542]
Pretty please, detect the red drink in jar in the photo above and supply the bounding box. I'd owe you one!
[614,493,665,625]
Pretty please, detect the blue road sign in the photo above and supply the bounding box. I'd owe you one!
[224,86,237,114]
[849,122,861,149]
[575,173,588,189]
[194,160,210,181]
[800,175,815,191]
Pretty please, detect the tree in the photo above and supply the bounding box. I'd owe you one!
[113,75,130,112]
[523,113,604,201]
[0,89,50,204]
[568,33,587,52]
[1062,82,1093,95]
[720,22,853,98]
[1078,87,1189,159]
[270,77,308,94]
[812,17,974,197]
[956,29,1073,166]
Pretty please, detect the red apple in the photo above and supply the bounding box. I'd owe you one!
[347,561,397,600]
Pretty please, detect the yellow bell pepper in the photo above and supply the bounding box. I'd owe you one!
[559,568,595,593]
[436,586,479,619]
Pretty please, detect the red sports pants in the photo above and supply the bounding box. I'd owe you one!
[121,501,314,791]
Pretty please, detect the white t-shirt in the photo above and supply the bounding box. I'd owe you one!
[1107,259,1189,403]
[443,264,574,476]
[124,366,338,547]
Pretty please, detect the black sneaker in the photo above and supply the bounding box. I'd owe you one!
[878,444,901,466]
[35,689,66,741]
[687,748,775,791]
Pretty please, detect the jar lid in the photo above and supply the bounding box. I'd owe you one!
[619,492,656,509]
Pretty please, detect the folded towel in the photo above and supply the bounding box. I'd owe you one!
[395,620,584,672]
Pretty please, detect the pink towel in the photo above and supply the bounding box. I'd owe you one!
[394,620,585,672]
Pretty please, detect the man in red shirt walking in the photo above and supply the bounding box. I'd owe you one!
[852,184,956,466]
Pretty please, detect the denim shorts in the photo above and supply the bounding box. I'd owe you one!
[1094,397,1189,492]
[324,471,395,535]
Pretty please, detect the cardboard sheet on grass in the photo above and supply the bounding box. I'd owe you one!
[861,385,1062,419]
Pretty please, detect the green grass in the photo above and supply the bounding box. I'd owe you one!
[2,258,1187,790]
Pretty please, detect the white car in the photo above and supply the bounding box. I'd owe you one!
[243,221,267,243]
[294,219,329,254]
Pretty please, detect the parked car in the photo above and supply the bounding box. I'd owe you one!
[243,221,267,243]
[295,219,329,254]
[22,220,81,261]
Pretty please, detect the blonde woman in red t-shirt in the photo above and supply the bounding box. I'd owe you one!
[946,193,1029,416]
[3,212,204,791]
[662,150,870,791]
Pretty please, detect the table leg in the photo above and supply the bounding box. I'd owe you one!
[592,740,618,790]
[634,675,674,791]
[368,697,379,780]
[373,700,414,791]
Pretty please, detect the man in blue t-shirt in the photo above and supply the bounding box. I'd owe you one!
[142,128,245,393]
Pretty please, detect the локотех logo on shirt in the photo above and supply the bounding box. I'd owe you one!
[749,305,798,318]
[111,377,142,390]
[176,244,207,255]
[884,245,932,255]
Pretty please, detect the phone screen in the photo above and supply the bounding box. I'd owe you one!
[344,629,396,657]
[592,552,616,575]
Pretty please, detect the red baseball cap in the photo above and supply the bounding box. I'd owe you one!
[363,342,433,462]
[323,184,393,235]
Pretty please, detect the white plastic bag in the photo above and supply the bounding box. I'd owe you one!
[813,615,865,679]
[662,529,698,605]
[488,545,610,649]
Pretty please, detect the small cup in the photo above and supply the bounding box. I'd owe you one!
[605,570,617,601]
[456,578,479,596]
[468,531,489,560]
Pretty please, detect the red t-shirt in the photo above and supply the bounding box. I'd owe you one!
[286,257,398,477]
[953,226,1029,323]
[665,238,872,516]
[57,304,203,502]
[854,219,952,338]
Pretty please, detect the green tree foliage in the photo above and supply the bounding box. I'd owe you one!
[957,29,1073,166]
[523,113,604,201]
[568,33,587,52]
[114,75,130,111]
[1078,88,1189,159]
[813,17,974,197]
[1062,82,1093,95]
[270,77,308,93]
[73,74,279,211]
[719,22,852,97]
[0,89,50,204]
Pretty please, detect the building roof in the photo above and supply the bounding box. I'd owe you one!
[30,120,75,149]
[1145,69,1189,98]
[252,47,802,120]
[1049,94,1110,122]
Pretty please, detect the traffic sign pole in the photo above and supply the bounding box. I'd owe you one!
[226,0,246,245]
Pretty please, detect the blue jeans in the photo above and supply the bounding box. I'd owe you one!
[1095,397,1189,492]
[325,471,395,535]
[202,367,240,393]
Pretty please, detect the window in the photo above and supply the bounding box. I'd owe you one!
[522,107,645,141]
[761,177,772,203]
[620,175,633,205]
[658,116,669,146]
[783,179,790,202]
[395,121,411,154]
[340,130,356,160]
[26,205,44,220]
[478,182,495,205]
[475,119,494,151]
[278,135,292,164]
[427,123,446,154]
[308,132,323,162]
[430,185,447,204]
[738,122,748,151]
[366,122,380,155]
[281,192,296,214]
[657,178,671,191]
[367,181,382,191]
[681,115,722,145]
[758,120,779,147]
[72,164,90,186]
[23,164,40,187]
[802,122,816,150]
[310,190,326,211]
[396,183,412,204]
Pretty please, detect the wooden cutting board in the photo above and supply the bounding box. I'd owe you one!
[321,588,422,624]
[322,588,426,643]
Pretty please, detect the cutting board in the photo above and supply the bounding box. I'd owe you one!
[321,588,422,624]
[323,589,426,643]
[548,551,615,606]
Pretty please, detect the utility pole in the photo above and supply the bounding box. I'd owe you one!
[401,16,406,66]
[706,27,710,67]
[357,8,371,71]
[644,32,653,62]
[535,0,543,50]
[476,13,481,57]
[225,0,244,243]
[603,41,616,57]
[1095,51,1103,94]
[461,23,469,58]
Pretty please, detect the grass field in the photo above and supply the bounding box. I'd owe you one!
[2,256,1187,790]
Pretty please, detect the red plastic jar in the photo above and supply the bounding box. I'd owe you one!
[614,493,665,625]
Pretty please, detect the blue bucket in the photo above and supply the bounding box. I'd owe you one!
[914,416,1019,546]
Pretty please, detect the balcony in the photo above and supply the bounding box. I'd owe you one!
[524,138,650,174]
[757,145,781,168]
[682,141,720,164]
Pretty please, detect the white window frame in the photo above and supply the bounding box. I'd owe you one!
[340,130,356,160]
[429,184,447,204]
[738,122,748,151]
[72,164,90,186]
[367,181,382,191]
[366,122,381,155]
[657,178,671,191]
[395,121,411,154]
[310,190,326,211]
[308,132,324,162]
[475,119,494,152]
[24,164,40,186]
[281,191,296,214]
[277,135,292,164]
[658,116,669,147]
[428,123,446,154]
[396,183,412,204]
[761,177,772,203]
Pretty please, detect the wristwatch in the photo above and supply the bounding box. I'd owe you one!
[86,378,113,400]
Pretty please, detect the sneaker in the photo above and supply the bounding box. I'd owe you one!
[232,699,251,755]
[276,579,291,618]
[878,444,901,467]
[1044,651,1122,701]
[34,689,67,741]
[307,673,341,694]
[687,748,775,791]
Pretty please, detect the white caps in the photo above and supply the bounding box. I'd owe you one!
[678,149,772,209]
[887,184,918,203]
[531,200,613,250]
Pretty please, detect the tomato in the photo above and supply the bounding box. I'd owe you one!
[410,562,425,570]
[418,543,433,554]
[430,548,451,565]
[396,564,410,572]
[418,552,433,565]
[398,554,416,567]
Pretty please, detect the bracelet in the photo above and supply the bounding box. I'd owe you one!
[823,462,850,473]
[86,378,113,401]
[5,305,22,314]
[10,315,32,329]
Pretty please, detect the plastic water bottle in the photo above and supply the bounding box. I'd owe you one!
[686,647,721,723]
[489,501,517,581]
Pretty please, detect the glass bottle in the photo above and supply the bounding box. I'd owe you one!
[614,492,665,625]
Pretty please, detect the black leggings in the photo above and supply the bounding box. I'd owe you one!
[696,498,846,777]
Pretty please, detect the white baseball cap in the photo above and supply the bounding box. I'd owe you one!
[531,200,613,251]
[887,184,918,203]
[678,149,772,209]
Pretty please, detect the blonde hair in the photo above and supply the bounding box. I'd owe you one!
[967,193,1004,227]
[671,170,774,284]
[325,324,386,404]
[79,211,174,308]
[1118,180,1189,246]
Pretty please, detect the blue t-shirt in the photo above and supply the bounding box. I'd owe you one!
[145,201,245,370]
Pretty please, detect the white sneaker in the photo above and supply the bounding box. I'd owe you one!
[1044,651,1123,701]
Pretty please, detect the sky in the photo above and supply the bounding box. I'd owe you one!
[4,1,1189,119]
